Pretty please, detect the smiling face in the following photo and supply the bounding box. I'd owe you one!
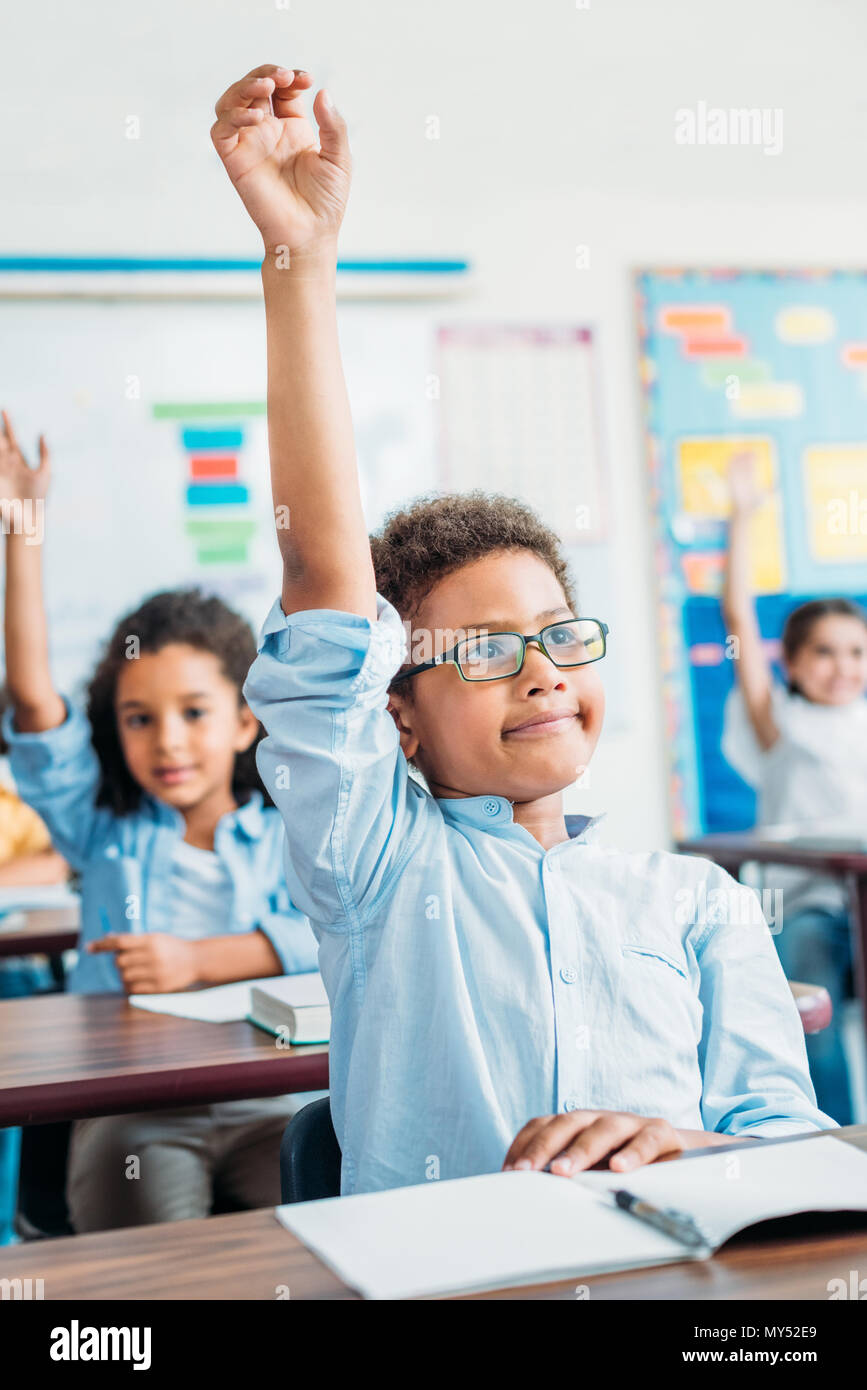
[785,614,867,706]
[114,643,259,814]
[387,549,605,804]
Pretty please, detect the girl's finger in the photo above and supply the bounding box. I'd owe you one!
[123,975,158,992]
[37,434,50,475]
[87,935,123,953]
[607,1122,683,1173]
[550,1113,639,1175]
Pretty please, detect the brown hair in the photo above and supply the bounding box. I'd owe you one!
[86,588,269,816]
[782,597,867,695]
[369,490,578,693]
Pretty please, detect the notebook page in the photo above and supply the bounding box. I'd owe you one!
[129,978,276,1022]
[276,1169,687,1300]
[130,972,328,1022]
[575,1135,867,1249]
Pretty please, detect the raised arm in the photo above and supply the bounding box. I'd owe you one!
[211,65,376,620]
[722,452,778,751]
[1,412,66,734]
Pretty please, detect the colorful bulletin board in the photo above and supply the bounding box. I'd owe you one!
[636,270,867,837]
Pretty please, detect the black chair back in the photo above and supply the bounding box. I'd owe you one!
[279,1097,341,1203]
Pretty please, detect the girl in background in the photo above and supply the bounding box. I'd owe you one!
[722,451,867,1124]
[0,411,319,1232]
[0,688,69,1244]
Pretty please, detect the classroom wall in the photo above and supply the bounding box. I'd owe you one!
[4,0,867,851]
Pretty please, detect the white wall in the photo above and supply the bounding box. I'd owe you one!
[3,0,867,850]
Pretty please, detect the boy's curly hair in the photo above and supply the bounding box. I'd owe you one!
[86,588,270,817]
[369,491,578,693]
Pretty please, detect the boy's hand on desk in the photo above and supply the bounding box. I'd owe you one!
[211,65,351,255]
[88,933,199,994]
[503,1110,688,1177]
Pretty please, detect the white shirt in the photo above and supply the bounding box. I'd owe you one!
[169,838,235,939]
[722,684,867,913]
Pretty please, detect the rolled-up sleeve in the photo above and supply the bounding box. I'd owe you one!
[243,594,431,930]
[694,865,837,1136]
[1,700,103,870]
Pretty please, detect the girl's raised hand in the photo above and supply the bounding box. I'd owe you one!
[210,65,351,255]
[0,411,50,503]
[727,451,768,517]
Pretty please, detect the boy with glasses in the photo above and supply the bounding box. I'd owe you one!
[212,64,834,1195]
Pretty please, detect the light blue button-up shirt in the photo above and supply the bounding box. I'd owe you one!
[2,702,318,994]
[244,594,836,1196]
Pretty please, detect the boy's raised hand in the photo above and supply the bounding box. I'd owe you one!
[0,411,50,504]
[210,66,351,255]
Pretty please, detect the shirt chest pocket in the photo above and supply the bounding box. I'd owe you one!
[619,943,700,1051]
[621,944,689,979]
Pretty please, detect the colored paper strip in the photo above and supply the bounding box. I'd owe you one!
[181,428,243,451]
[683,336,748,358]
[190,457,239,479]
[659,305,731,334]
[186,484,249,506]
[154,402,265,419]
[195,546,250,565]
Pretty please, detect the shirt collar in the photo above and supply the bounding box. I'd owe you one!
[145,790,267,841]
[436,793,605,842]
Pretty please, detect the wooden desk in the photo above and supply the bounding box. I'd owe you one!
[0,906,79,959]
[0,992,328,1127]
[678,832,867,1022]
[3,1126,865,1301]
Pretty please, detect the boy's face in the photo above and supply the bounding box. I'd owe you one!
[115,643,259,812]
[387,550,605,803]
[785,614,867,706]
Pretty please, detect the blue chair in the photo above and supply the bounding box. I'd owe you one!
[279,1097,341,1203]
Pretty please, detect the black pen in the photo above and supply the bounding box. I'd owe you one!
[613,1189,712,1252]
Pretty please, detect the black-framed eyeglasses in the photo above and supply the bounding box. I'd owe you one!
[391,618,609,685]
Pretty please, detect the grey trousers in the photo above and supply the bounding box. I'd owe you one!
[66,1091,327,1233]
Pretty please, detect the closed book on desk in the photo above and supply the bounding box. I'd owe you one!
[249,973,330,1043]
[277,1135,867,1299]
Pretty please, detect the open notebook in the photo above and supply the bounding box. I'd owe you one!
[129,972,328,1032]
[276,1135,867,1299]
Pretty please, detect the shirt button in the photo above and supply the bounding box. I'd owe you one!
[559,966,578,984]
[482,799,500,816]
[563,1097,581,1113]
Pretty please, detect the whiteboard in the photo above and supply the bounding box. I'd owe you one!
[0,294,439,701]
[0,278,622,729]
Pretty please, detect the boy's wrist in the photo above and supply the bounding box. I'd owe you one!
[261,237,339,281]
